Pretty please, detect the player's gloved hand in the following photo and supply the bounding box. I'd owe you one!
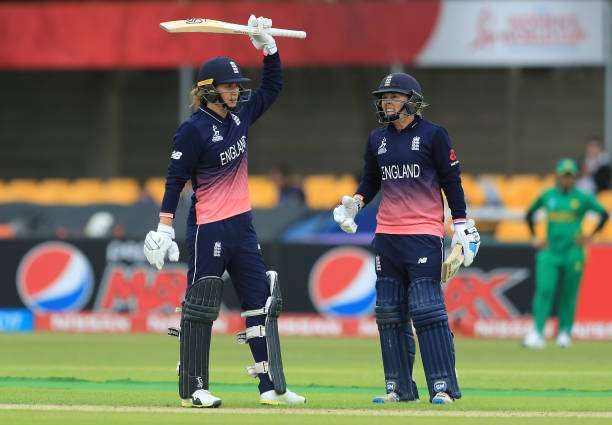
[247,14,277,55]
[143,223,180,270]
[333,195,362,234]
[451,218,480,267]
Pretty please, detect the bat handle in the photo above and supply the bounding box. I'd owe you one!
[267,28,307,39]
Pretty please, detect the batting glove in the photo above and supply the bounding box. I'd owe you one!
[247,14,277,55]
[451,219,480,267]
[144,223,180,270]
[333,195,362,234]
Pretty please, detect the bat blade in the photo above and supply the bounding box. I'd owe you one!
[441,244,464,283]
[160,18,307,39]
[160,18,248,34]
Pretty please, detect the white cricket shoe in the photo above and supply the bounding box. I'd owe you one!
[181,389,222,408]
[260,389,306,405]
[522,329,545,349]
[432,392,453,404]
[556,331,572,348]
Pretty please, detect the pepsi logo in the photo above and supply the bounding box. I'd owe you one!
[308,247,377,316]
[17,242,94,312]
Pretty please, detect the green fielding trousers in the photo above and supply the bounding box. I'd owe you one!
[532,246,585,335]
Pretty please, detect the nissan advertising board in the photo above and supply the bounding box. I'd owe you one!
[1,239,611,339]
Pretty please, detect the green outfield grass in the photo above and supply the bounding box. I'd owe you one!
[0,332,611,424]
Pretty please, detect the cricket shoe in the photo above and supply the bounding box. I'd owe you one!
[556,331,572,348]
[181,389,222,408]
[372,391,418,404]
[522,329,545,349]
[260,389,306,405]
[432,392,453,405]
[373,392,399,404]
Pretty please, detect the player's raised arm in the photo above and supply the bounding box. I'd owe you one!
[242,15,283,125]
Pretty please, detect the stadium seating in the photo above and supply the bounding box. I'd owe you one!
[0,175,610,242]
[145,178,166,205]
[248,176,279,208]
[494,219,546,242]
[303,175,357,209]
[460,174,487,207]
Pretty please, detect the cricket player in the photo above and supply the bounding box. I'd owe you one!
[143,15,305,408]
[333,73,480,404]
[523,158,609,349]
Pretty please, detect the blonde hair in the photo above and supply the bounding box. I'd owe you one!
[190,87,203,110]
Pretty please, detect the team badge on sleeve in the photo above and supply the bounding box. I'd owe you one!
[449,149,459,166]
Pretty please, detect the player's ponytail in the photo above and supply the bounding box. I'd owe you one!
[190,87,204,110]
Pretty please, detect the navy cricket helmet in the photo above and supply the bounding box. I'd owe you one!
[372,73,427,123]
[196,56,251,109]
[197,56,251,86]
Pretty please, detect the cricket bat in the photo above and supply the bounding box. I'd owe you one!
[441,244,464,283]
[160,18,307,39]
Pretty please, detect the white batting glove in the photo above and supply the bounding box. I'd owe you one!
[143,223,180,270]
[247,14,277,55]
[333,195,362,234]
[451,219,480,267]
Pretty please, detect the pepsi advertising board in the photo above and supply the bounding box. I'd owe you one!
[17,242,95,312]
[308,247,377,316]
[1,239,611,339]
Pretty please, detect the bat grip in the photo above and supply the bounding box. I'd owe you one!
[267,28,307,39]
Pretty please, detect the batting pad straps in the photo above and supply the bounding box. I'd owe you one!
[236,325,266,344]
[247,361,269,378]
[241,307,268,317]
[241,295,282,318]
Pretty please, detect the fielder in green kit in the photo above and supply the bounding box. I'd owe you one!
[523,158,609,349]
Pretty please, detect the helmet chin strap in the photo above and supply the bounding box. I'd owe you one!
[202,88,236,112]
[385,109,411,122]
[379,100,413,123]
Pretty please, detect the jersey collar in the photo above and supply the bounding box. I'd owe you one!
[199,106,225,123]
[386,115,422,133]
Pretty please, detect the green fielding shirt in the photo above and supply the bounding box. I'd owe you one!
[527,187,607,252]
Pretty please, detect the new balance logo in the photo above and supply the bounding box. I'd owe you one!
[375,255,382,271]
[231,113,241,126]
[377,138,387,155]
[213,242,222,257]
[229,61,239,74]
[211,125,223,142]
[418,257,428,264]
[171,150,182,160]
[411,136,420,151]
